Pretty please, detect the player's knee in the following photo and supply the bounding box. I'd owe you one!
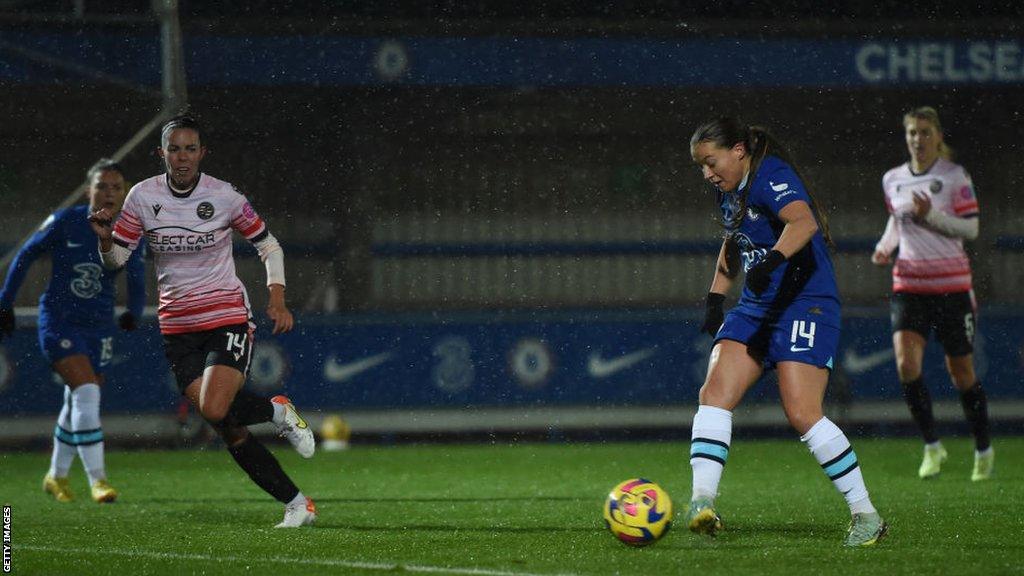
[895,359,921,382]
[948,367,976,390]
[782,403,822,434]
[698,383,737,410]
[199,403,230,424]
[218,425,250,447]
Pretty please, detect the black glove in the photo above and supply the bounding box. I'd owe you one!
[745,250,786,296]
[700,292,726,336]
[118,311,137,331]
[0,307,14,340]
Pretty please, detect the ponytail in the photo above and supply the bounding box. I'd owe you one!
[691,118,834,247]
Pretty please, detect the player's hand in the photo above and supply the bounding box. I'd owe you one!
[911,192,932,220]
[118,311,137,331]
[88,207,115,241]
[266,302,293,334]
[700,293,726,336]
[871,250,892,266]
[745,249,787,296]
[266,284,293,334]
[0,307,14,341]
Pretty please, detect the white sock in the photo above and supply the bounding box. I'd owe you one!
[272,402,286,425]
[801,417,876,515]
[71,384,106,484]
[286,491,306,508]
[48,387,77,478]
[690,405,732,501]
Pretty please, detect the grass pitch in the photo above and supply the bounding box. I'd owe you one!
[1,437,1021,575]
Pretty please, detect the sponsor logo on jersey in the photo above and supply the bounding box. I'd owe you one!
[770,181,789,192]
[242,201,256,220]
[774,190,797,202]
[152,204,163,217]
[196,202,215,220]
[145,228,217,253]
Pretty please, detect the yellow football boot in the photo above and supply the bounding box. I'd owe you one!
[43,474,74,503]
[91,479,118,503]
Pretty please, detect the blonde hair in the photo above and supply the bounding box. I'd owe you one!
[903,106,953,161]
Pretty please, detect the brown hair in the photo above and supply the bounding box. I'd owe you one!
[690,117,833,246]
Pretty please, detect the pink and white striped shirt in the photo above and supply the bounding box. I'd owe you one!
[112,173,267,334]
[881,158,978,294]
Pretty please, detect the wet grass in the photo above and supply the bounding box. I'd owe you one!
[1,437,1021,575]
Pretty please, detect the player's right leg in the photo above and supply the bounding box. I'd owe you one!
[42,320,117,503]
[170,325,315,527]
[51,354,116,503]
[687,330,763,536]
[43,386,76,502]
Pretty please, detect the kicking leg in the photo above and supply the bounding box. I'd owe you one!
[687,340,762,536]
[184,366,315,527]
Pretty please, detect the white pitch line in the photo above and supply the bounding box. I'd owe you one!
[18,545,581,576]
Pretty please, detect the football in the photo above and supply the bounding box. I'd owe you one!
[603,478,673,546]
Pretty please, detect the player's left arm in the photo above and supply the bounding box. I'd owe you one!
[254,233,293,335]
[913,172,980,240]
[742,166,819,295]
[231,193,293,334]
[771,201,819,257]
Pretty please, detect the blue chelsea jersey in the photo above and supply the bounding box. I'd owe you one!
[720,155,840,324]
[0,205,146,327]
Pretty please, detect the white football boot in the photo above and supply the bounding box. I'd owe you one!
[275,496,317,528]
[271,395,315,458]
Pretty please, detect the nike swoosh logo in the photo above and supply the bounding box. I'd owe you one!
[587,348,655,378]
[323,352,393,382]
[66,241,82,248]
[790,346,811,352]
[290,405,308,429]
[842,348,895,375]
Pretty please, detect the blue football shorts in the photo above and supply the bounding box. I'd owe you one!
[715,308,838,370]
[38,320,115,372]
